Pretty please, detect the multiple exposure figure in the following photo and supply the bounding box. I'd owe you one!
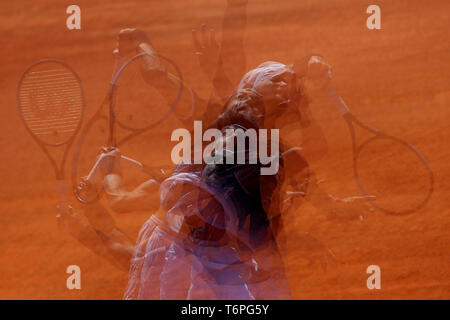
[57,0,370,299]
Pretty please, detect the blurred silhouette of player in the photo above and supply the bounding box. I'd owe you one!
[57,0,372,300]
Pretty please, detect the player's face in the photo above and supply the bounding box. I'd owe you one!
[256,69,299,127]
[257,70,295,106]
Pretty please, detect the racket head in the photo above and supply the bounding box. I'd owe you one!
[17,59,85,146]
[109,52,183,144]
[354,135,434,215]
[71,52,183,204]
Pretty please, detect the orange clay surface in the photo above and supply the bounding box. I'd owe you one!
[0,0,449,299]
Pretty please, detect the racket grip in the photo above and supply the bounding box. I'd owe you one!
[86,153,122,183]
[326,87,350,115]
[56,179,68,209]
[86,154,108,182]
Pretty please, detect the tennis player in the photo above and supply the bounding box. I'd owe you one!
[58,0,371,299]
[155,55,373,299]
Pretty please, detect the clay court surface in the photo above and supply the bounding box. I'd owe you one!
[0,0,449,299]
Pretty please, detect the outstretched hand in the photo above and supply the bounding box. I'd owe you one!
[192,24,220,81]
[294,55,333,98]
[116,28,151,57]
[305,56,333,94]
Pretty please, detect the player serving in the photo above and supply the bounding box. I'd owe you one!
[58,0,372,300]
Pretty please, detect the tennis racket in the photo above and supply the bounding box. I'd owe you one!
[108,51,183,147]
[17,59,85,212]
[327,87,434,215]
[72,50,182,204]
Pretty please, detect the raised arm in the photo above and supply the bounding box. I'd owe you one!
[220,0,248,84]
[292,55,333,163]
[116,28,203,123]
[99,148,161,214]
[278,147,373,222]
[193,0,249,98]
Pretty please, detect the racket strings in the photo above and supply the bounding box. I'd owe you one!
[355,137,433,215]
[113,53,178,133]
[19,65,83,143]
[116,69,140,127]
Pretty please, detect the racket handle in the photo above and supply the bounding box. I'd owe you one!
[326,87,350,115]
[86,154,108,182]
[56,179,69,210]
[112,49,124,81]
[85,153,118,183]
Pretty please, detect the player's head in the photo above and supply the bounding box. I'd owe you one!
[238,62,299,128]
